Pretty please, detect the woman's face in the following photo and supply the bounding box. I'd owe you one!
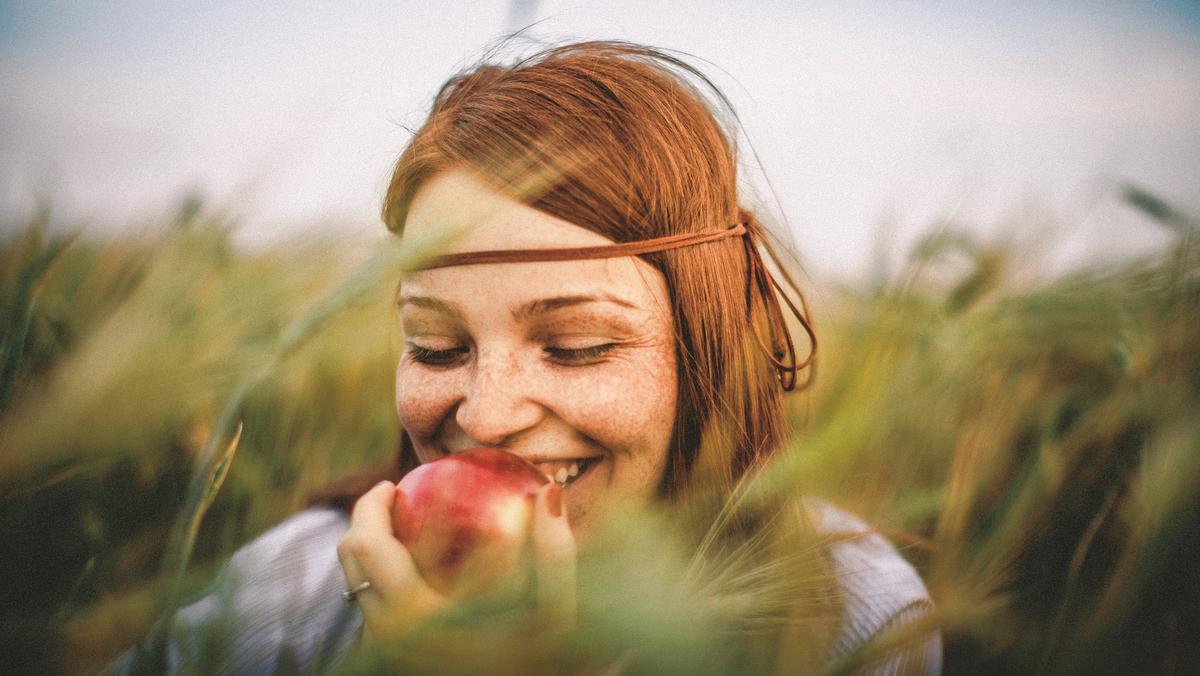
[396,170,678,540]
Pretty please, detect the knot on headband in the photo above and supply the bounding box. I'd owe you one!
[737,211,817,391]
[417,216,816,391]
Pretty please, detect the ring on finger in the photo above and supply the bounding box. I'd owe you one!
[342,580,372,602]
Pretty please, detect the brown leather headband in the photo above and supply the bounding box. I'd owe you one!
[420,224,749,268]
[416,222,816,391]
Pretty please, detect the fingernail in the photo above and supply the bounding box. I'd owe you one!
[546,483,563,518]
[376,480,393,489]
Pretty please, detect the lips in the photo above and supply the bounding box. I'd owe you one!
[531,457,601,487]
[434,442,604,489]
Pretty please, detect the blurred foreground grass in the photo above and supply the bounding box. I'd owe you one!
[1,189,1197,674]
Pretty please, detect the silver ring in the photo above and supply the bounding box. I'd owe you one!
[342,580,371,602]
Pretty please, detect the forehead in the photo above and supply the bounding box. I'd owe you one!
[401,170,670,314]
[404,170,618,252]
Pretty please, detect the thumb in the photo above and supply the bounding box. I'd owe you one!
[530,482,576,626]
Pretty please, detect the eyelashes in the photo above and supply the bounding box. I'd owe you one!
[406,343,617,367]
[407,345,470,366]
[544,343,617,365]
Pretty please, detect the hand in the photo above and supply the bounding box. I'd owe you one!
[527,482,578,635]
[337,480,446,640]
[336,480,577,643]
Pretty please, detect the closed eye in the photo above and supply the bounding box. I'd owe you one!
[407,345,469,366]
[544,343,617,366]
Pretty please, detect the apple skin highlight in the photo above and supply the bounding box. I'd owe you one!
[393,448,549,597]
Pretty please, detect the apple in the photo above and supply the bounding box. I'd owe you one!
[393,448,549,597]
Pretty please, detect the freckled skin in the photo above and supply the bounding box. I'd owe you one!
[396,170,678,541]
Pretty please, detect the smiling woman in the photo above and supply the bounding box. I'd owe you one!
[395,170,678,539]
[110,40,939,674]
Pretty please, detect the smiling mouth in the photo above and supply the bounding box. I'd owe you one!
[533,457,601,487]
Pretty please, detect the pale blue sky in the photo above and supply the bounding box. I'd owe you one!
[2,1,1198,279]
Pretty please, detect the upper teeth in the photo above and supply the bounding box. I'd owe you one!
[553,462,582,485]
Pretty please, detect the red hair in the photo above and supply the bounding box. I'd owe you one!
[313,40,814,508]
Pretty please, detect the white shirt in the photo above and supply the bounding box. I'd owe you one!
[110,502,940,674]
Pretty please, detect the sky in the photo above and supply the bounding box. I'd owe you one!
[2,1,1198,280]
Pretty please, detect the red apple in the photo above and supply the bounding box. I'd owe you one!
[393,448,549,597]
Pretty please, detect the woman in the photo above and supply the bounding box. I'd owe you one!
[114,41,939,674]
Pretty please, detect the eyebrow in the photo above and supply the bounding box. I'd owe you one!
[396,293,639,321]
[396,294,465,320]
[511,294,639,321]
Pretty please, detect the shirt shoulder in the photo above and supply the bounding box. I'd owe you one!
[806,499,942,675]
[222,506,350,578]
[195,507,359,672]
[111,507,361,675]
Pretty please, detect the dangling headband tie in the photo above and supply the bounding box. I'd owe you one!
[417,222,816,391]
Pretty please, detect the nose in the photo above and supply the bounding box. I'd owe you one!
[453,347,544,447]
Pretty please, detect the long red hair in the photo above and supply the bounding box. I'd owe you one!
[312,40,813,509]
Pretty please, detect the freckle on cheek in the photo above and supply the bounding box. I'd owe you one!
[395,373,452,439]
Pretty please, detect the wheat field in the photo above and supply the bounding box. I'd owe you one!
[1,186,1197,674]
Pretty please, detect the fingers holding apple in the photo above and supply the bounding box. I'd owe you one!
[391,448,558,601]
[340,450,579,646]
[391,449,578,620]
[530,481,577,630]
[337,480,447,640]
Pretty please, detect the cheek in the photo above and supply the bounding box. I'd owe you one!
[622,355,676,478]
[563,343,677,529]
[394,361,457,442]
[608,376,674,449]
[561,343,677,457]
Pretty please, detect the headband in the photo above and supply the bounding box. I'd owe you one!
[417,221,816,391]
